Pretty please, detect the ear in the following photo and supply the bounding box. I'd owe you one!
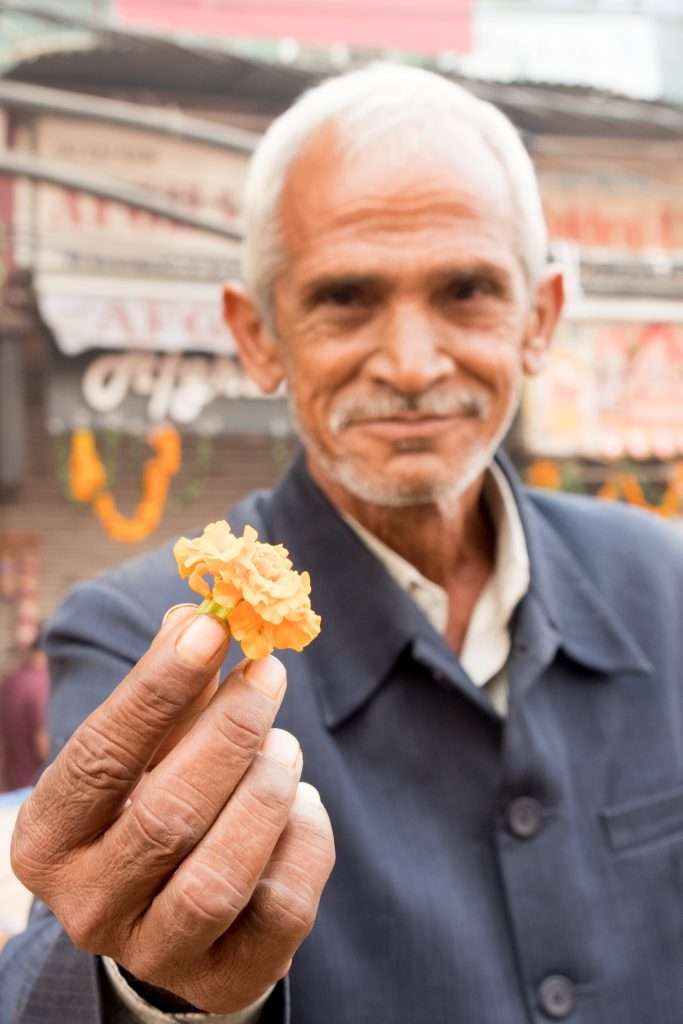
[222,281,285,394]
[521,265,565,376]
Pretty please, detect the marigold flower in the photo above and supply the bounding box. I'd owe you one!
[173,521,321,659]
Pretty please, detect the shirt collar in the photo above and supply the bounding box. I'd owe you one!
[267,451,478,728]
[341,463,530,688]
[339,511,450,635]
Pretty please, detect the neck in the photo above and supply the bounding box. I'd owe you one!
[307,454,495,588]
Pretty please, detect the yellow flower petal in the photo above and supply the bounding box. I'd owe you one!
[173,520,321,658]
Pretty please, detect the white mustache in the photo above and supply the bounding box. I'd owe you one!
[329,390,489,434]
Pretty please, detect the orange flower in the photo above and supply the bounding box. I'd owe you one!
[69,429,107,502]
[173,521,321,659]
[526,459,561,490]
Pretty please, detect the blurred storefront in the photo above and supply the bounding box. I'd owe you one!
[522,130,683,510]
[0,42,313,662]
[1,36,683,660]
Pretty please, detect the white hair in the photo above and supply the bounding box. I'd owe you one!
[241,62,548,329]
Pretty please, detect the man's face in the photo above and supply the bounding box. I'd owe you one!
[260,122,543,507]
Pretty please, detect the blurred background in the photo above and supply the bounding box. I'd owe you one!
[1,0,683,784]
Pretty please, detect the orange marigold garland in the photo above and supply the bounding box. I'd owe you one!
[68,426,181,542]
[525,459,562,491]
[526,459,683,518]
[173,521,321,659]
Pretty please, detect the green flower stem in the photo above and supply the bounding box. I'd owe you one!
[198,597,233,623]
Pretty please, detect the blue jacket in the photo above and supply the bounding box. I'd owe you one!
[3,451,683,1023]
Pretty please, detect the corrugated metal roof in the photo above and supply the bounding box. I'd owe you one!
[3,38,318,113]
[3,38,683,138]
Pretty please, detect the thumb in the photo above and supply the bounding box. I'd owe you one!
[148,604,227,767]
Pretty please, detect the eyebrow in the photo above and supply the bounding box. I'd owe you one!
[301,260,515,309]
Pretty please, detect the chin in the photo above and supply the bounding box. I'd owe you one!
[330,454,488,508]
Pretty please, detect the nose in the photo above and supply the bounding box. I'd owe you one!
[369,300,454,394]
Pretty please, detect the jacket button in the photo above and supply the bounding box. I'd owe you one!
[506,796,543,838]
[538,975,576,1019]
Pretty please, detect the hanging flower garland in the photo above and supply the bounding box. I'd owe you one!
[525,459,562,491]
[68,426,182,542]
[526,459,683,519]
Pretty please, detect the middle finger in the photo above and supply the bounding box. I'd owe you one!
[90,655,288,911]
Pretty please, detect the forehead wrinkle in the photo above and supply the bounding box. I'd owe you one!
[320,193,505,238]
[290,228,520,295]
[284,182,513,254]
[279,118,515,253]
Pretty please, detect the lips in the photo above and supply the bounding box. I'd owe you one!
[348,415,457,439]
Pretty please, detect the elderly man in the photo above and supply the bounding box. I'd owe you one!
[3,63,683,1024]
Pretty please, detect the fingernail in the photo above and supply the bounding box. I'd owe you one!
[261,728,300,768]
[245,655,286,700]
[295,782,322,806]
[176,614,229,667]
[161,603,197,632]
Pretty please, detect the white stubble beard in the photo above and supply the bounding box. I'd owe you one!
[286,373,523,509]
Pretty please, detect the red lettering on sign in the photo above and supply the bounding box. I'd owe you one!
[544,200,682,251]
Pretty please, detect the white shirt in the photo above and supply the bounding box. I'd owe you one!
[106,461,531,1019]
[343,461,530,715]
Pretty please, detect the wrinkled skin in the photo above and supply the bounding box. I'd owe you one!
[12,607,334,1013]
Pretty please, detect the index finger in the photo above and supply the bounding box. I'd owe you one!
[20,608,231,857]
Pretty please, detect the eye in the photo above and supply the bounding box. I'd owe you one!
[319,283,370,308]
[306,277,379,314]
[442,275,496,302]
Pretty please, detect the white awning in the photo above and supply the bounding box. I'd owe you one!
[37,274,235,356]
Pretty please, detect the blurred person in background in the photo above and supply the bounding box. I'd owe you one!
[2,62,683,1024]
[0,634,49,793]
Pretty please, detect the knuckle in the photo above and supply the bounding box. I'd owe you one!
[253,878,317,943]
[174,863,250,925]
[62,896,113,952]
[65,722,140,793]
[10,809,46,891]
[236,763,297,830]
[130,659,201,724]
[214,702,267,763]
[127,789,202,861]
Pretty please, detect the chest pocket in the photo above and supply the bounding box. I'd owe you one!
[602,783,683,853]
[598,784,683,1022]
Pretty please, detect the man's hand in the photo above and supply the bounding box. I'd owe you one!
[10,606,335,1013]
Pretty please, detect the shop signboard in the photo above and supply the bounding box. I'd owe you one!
[39,275,289,436]
[13,118,278,435]
[535,138,683,259]
[13,117,246,278]
[38,278,231,356]
[115,0,472,55]
[523,318,683,459]
[46,344,289,438]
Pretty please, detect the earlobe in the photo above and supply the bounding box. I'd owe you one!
[222,282,285,394]
[522,265,565,377]
[522,336,548,376]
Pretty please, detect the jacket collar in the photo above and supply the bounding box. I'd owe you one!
[268,450,489,728]
[497,450,653,679]
[267,449,652,729]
